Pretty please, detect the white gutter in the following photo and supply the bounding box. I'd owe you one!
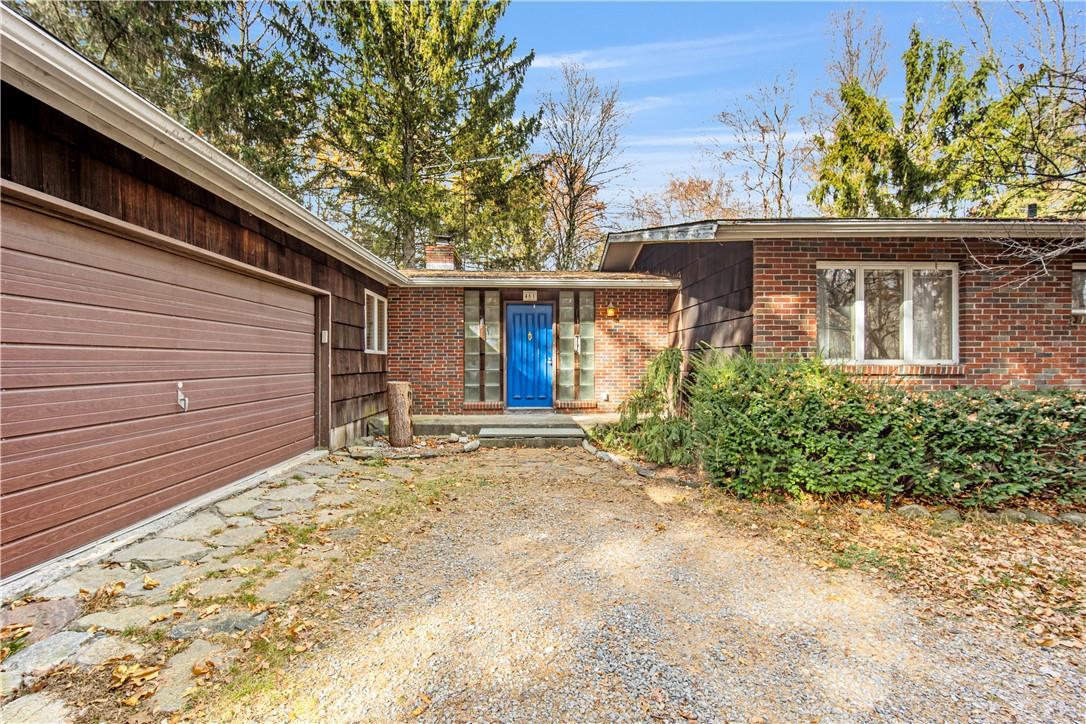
[602,218,1086,271]
[0,7,409,287]
[404,276,680,289]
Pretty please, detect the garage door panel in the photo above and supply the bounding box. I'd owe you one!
[3,247,314,332]
[1,346,313,388]
[1,300,314,354]
[1,373,314,437]
[3,206,314,315]
[0,439,315,576]
[0,201,319,575]
[1,395,314,492]
[1,418,314,543]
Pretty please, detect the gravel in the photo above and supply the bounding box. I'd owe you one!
[202,448,1086,723]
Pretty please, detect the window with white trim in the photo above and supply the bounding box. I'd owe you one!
[816,262,958,363]
[1073,263,1085,315]
[364,289,387,354]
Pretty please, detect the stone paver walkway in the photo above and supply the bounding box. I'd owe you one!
[2,443,1084,723]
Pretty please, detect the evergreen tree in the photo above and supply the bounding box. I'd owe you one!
[810,28,991,217]
[13,0,323,195]
[316,0,539,266]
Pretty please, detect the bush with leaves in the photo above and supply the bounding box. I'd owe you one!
[606,350,1085,506]
[603,347,695,466]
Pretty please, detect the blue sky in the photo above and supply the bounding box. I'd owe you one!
[497,1,1032,216]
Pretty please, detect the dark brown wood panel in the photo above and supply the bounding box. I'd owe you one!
[1,83,386,443]
[0,202,316,575]
[632,241,753,354]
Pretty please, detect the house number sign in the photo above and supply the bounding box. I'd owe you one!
[522,290,537,301]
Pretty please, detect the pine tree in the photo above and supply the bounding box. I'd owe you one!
[316,0,539,266]
[810,28,991,217]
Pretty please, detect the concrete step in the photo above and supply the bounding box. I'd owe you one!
[480,436,584,448]
[476,426,585,449]
[369,414,584,436]
[477,426,585,439]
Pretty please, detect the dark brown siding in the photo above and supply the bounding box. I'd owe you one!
[632,242,753,353]
[1,84,387,438]
[0,202,316,574]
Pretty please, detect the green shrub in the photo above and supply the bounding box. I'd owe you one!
[607,347,695,466]
[606,350,1086,506]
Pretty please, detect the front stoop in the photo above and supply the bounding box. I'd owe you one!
[477,426,585,448]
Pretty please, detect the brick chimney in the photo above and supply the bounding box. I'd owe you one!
[424,234,458,270]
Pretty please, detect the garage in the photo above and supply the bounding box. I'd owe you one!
[0,200,321,575]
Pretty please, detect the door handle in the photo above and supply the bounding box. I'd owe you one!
[177,382,190,412]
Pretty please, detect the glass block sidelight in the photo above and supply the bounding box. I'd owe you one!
[463,291,481,402]
[578,291,595,401]
[558,292,576,400]
[465,291,504,403]
[483,291,502,402]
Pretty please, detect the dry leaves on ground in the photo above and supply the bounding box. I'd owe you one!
[705,491,1085,647]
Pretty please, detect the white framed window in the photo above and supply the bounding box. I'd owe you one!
[1073,263,1085,315]
[816,261,958,364]
[364,289,388,354]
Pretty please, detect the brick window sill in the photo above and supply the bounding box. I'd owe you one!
[555,399,598,409]
[839,364,965,377]
[464,400,504,410]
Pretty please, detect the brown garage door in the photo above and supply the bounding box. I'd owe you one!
[1,202,317,576]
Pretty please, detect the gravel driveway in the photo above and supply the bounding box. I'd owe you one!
[215,447,1085,723]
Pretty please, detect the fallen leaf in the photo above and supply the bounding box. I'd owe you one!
[148,614,168,624]
[142,575,160,590]
[199,604,221,619]
[0,623,33,641]
[191,660,216,676]
[120,688,154,707]
[110,663,161,689]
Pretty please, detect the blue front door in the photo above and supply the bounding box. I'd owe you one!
[506,304,553,408]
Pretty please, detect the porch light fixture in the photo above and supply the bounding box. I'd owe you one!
[605,303,619,318]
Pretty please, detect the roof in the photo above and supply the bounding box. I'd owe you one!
[400,269,680,289]
[0,7,410,287]
[601,218,1086,271]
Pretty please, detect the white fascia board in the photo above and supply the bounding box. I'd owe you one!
[602,219,1085,270]
[709,219,1085,240]
[0,7,409,287]
[406,276,681,289]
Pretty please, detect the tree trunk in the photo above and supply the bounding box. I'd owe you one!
[387,381,413,448]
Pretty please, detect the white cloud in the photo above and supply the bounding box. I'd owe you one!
[530,28,818,83]
[619,95,676,115]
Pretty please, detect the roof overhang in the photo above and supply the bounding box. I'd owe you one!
[601,218,1086,271]
[0,7,409,287]
[403,275,680,289]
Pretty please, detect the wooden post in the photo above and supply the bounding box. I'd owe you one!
[387,381,413,448]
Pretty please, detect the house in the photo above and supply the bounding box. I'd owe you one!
[2,7,1082,579]
[602,219,1085,388]
[0,10,676,577]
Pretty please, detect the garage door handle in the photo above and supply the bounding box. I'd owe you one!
[177,382,190,412]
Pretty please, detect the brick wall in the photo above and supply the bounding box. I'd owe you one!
[388,286,671,413]
[595,288,672,407]
[752,237,1086,389]
[387,287,464,414]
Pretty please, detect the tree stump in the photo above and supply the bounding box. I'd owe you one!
[387,381,413,448]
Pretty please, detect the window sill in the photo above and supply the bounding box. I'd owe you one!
[837,363,965,377]
[555,399,598,409]
[464,400,503,410]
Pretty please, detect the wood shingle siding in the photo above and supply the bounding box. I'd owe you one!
[632,241,753,354]
[1,84,387,446]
